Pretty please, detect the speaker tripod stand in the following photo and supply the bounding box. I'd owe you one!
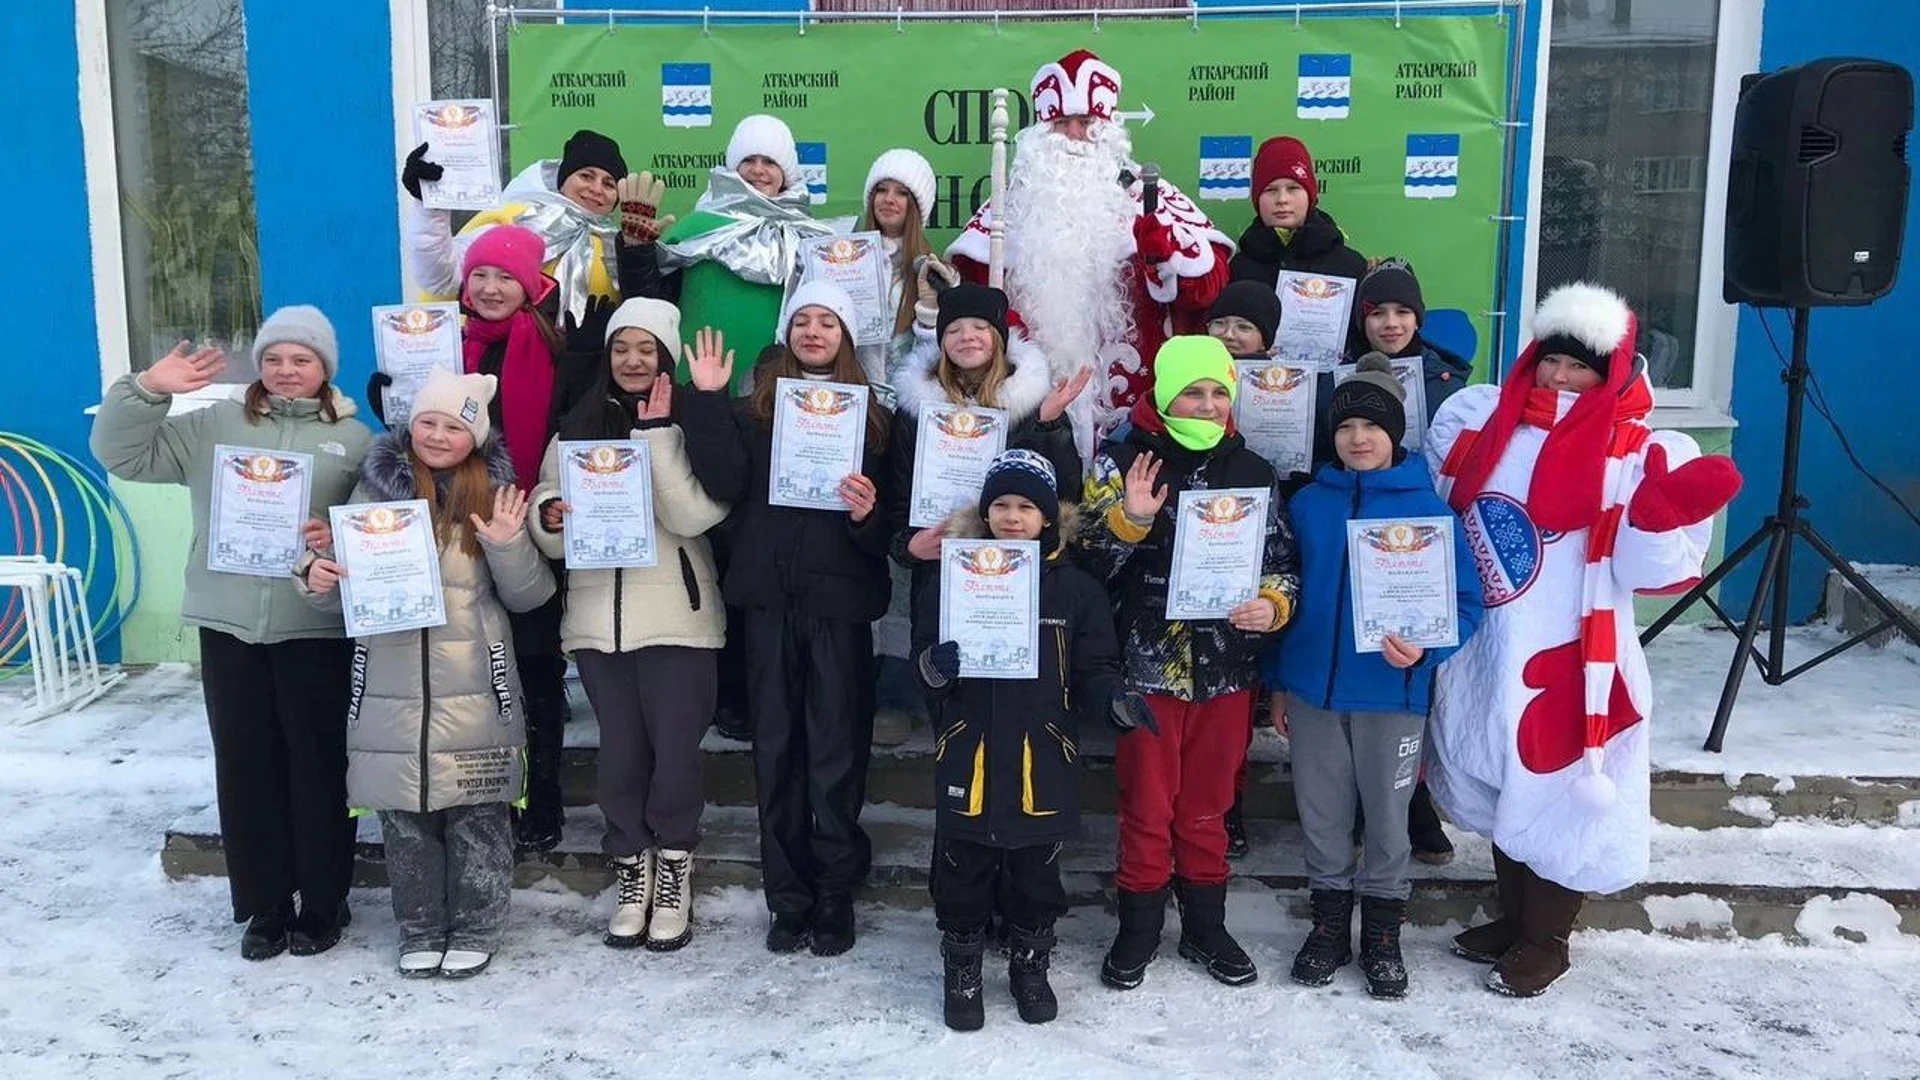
[1641,306,1920,752]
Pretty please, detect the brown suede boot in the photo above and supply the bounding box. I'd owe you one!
[1452,845,1527,963]
[1487,868,1584,997]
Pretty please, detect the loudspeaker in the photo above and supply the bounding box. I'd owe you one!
[1724,57,1913,307]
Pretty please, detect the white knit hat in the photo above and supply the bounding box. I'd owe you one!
[408,367,498,445]
[725,114,800,192]
[603,297,683,365]
[863,148,936,224]
[776,280,859,345]
[253,305,339,378]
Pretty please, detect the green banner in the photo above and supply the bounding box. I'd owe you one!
[508,15,1509,358]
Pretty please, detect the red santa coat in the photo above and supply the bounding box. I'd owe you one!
[947,173,1233,426]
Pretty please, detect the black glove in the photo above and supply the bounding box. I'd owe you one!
[563,295,617,354]
[1109,688,1160,736]
[918,640,961,689]
[365,371,393,429]
[400,142,443,201]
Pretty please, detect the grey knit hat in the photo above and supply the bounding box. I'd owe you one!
[252,305,340,379]
[1330,352,1408,447]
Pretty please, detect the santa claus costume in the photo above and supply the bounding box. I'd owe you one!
[947,49,1234,456]
[1422,283,1741,997]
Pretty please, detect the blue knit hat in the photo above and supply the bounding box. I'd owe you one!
[979,448,1059,524]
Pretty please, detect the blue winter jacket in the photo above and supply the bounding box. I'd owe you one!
[1261,453,1483,715]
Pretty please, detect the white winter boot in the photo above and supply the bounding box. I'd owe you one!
[606,851,655,948]
[647,849,694,951]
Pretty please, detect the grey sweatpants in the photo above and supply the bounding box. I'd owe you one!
[378,803,513,955]
[1287,695,1426,900]
[574,646,717,856]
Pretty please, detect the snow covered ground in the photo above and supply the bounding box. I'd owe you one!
[4,633,1920,1079]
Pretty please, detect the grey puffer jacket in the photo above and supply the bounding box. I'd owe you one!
[90,376,373,645]
[302,431,556,814]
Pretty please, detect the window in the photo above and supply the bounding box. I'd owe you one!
[107,0,260,375]
[1538,0,1721,396]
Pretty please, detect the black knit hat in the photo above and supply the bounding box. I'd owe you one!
[1532,332,1610,378]
[1355,258,1426,332]
[1329,353,1408,450]
[1207,279,1283,351]
[557,129,628,187]
[937,283,1011,345]
[979,448,1059,525]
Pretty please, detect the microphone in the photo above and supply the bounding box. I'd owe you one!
[1139,162,1161,217]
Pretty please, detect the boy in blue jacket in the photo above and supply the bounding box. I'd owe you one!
[1266,355,1482,999]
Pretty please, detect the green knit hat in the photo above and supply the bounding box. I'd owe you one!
[1151,335,1240,452]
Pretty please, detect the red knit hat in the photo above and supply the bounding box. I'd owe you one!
[461,224,553,306]
[1251,136,1318,209]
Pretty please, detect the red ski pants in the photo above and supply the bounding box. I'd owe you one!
[1114,690,1253,892]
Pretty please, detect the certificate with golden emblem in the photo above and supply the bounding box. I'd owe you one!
[208,445,313,577]
[558,440,657,570]
[330,500,447,637]
[939,538,1041,680]
[1346,517,1458,652]
[371,303,463,424]
[1167,488,1270,620]
[1234,361,1318,477]
[794,231,892,347]
[909,404,1009,528]
[1274,271,1356,368]
[769,378,869,511]
[412,99,502,211]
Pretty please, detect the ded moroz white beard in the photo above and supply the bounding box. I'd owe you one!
[1001,120,1138,387]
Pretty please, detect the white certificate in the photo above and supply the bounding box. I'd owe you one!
[330,499,448,637]
[769,379,869,511]
[207,446,313,577]
[939,538,1042,680]
[1166,487,1270,621]
[909,404,1009,528]
[371,303,463,425]
[793,232,893,348]
[558,440,657,570]
[1346,517,1460,653]
[412,99,502,211]
[1274,271,1357,368]
[1234,361,1318,478]
[1333,358,1430,450]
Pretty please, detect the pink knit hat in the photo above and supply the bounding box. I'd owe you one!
[461,224,553,306]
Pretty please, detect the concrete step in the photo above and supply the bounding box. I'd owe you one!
[1826,565,1920,647]
[161,802,1920,944]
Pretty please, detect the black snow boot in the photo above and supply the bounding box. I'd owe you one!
[1224,796,1250,860]
[765,910,811,954]
[940,929,987,1031]
[1407,782,1455,865]
[1359,896,1409,999]
[289,898,351,957]
[240,901,294,961]
[1100,886,1169,990]
[1006,924,1059,1024]
[810,894,856,957]
[1290,889,1355,987]
[515,693,567,853]
[1174,879,1258,986]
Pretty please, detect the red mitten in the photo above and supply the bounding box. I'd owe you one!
[1627,444,1742,533]
[1132,215,1177,265]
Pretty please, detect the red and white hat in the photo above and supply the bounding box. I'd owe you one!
[1030,49,1122,124]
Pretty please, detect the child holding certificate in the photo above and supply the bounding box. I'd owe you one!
[1266,356,1483,999]
[912,449,1144,1031]
[1424,284,1740,998]
[858,148,938,382]
[1078,335,1299,991]
[299,368,556,979]
[677,281,893,958]
[528,298,729,952]
[90,306,372,961]
[1226,137,1367,290]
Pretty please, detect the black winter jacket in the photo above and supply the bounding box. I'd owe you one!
[1077,407,1301,702]
[915,508,1122,848]
[1227,207,1369,289]
[678,384,893,623]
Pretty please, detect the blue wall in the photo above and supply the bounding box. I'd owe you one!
[1723,2,1920,620]
[244,0,401,407]
[6,8,99,457]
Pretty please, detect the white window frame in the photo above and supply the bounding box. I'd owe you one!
[1520,0,1765,429]
[77,0,131,394]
